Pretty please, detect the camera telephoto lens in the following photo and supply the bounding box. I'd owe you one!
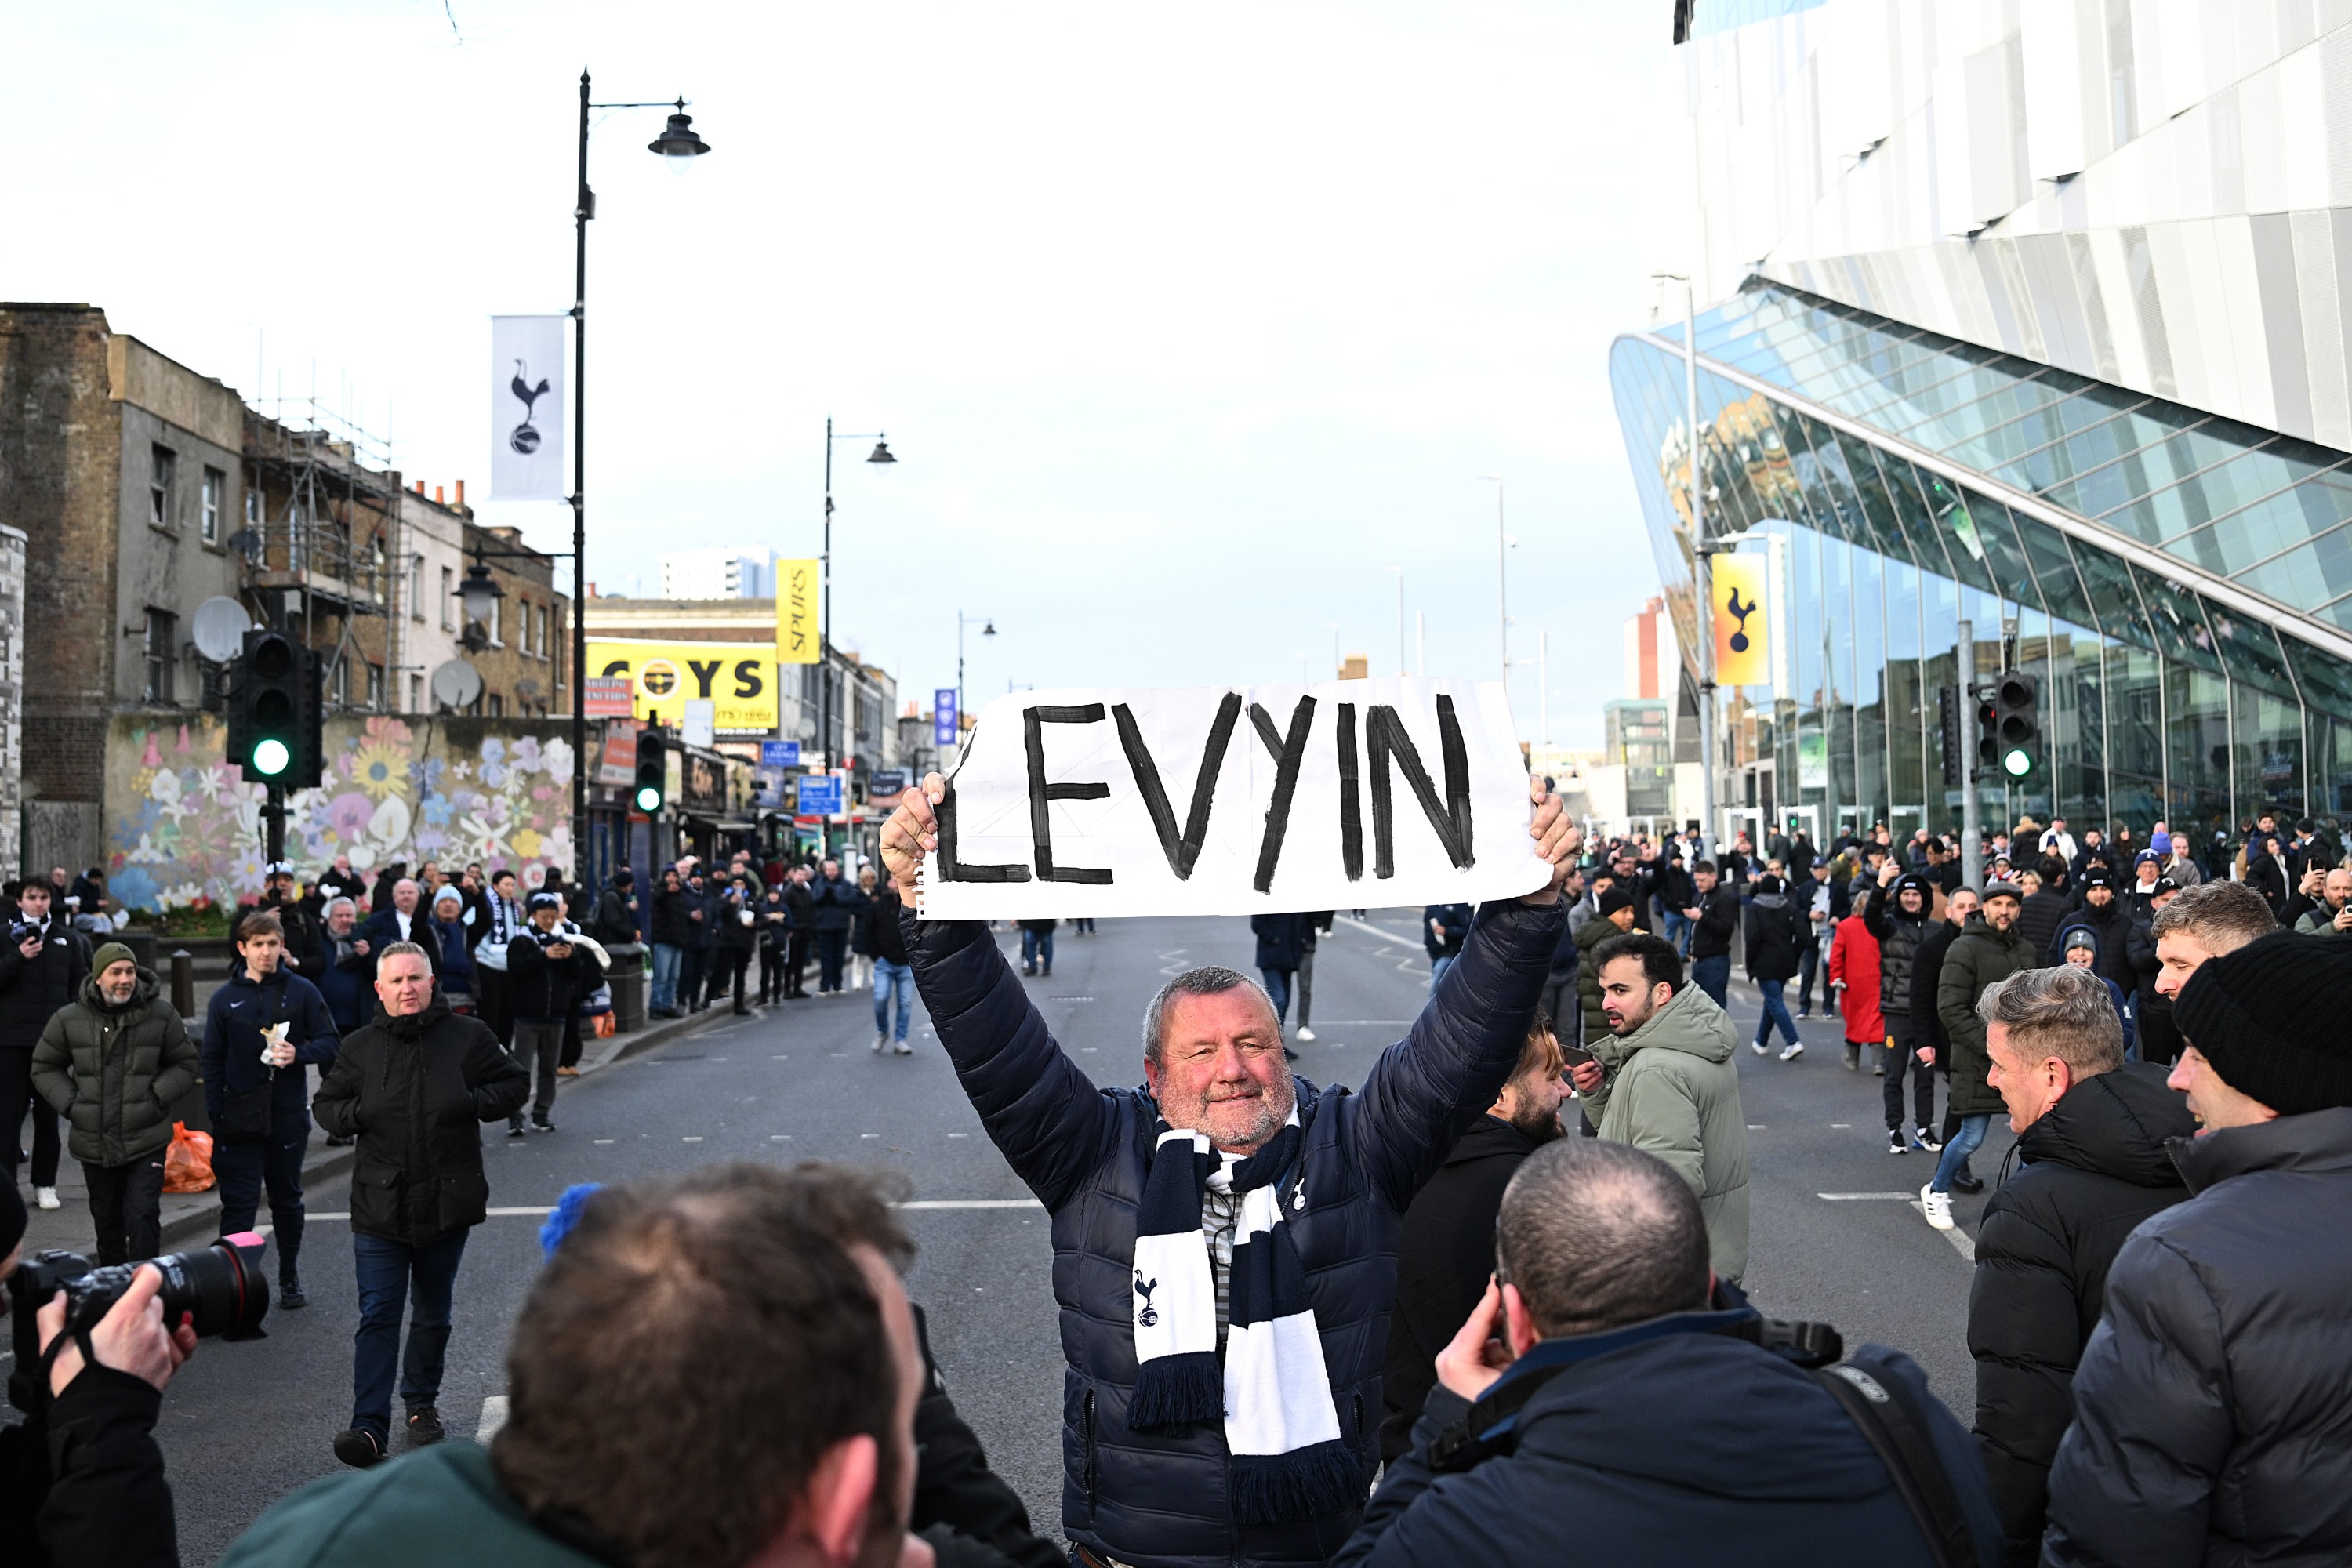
[19,1233,273,1343]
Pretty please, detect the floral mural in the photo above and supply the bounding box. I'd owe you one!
[104,714,574,913]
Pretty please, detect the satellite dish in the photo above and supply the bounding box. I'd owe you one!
[514,676,541,699]
[430,659,485,710]
[191,597,252,663]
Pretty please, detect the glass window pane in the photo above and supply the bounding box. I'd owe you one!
[1853,541,1889,824]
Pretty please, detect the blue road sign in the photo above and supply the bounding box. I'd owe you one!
[934,688,958,747]
[761,740,802,768]
[799,774,844,817]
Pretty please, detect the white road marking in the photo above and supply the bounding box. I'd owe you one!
[1335,915,1422,949]
[1747,1124,1767,1130]
[683,1136,703,1143]
[861,1133,880,1138]
[1830,1123,1851,1129]
[771,1134,791,1141]
[1912,1203,1979,1261]
[1818,1192,1918,1200]
[948,1132,969,1138]
[477,1395,509,1443]
[593,1138,615,1145]
[899,1200,1044,1210]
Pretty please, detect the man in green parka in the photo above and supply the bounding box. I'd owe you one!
[30,942,198,1264]
[1570,929,1752,1280]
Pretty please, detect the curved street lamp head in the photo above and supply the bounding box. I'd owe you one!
[648,101,711,160]
[454,561,506,623]
[982,619,996,637]
[866,437,897,465]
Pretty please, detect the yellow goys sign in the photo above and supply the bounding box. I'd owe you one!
[588,638,779,734]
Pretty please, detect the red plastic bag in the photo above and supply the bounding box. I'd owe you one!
[163,1121,216,1193]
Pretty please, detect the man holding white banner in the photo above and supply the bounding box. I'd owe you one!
[879,678,1578,1568]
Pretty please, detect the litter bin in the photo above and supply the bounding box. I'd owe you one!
[605,943,648,1033]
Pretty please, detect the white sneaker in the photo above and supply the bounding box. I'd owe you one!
[1919,1183,1955,1231]
[871,1033,888,1053]
[1751,1040,1769,1056]
[1295,1027,1316,1043]
[892,1040,912,1055]
[1913,1126,1944,1152]
[34,1185,60,1211]
[1778,1040,1805,1062]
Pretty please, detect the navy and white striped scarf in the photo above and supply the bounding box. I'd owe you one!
[1128,1113,1360,1524]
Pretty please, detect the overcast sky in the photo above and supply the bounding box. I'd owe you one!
[9,0,1674,747]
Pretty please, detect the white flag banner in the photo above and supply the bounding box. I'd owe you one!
[916,679,1544,920]
[490,315,567,500]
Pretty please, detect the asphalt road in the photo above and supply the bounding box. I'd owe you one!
[13,909,2013,1564]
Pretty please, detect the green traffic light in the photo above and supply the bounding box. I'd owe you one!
[252,738,292,777]
[2002,746,2034,779]
[634,784,662,812]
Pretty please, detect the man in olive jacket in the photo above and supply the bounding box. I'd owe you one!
[311,942,527,1468]
[29,944,197,1265]
[1573,930,1751,1281]
[1924,886,2035,1229]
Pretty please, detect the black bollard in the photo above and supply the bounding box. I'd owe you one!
[171,949,194,1020]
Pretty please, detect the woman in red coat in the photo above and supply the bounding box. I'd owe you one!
[1824,911,1884,1075]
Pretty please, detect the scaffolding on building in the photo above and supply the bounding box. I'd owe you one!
[234,394,410,717]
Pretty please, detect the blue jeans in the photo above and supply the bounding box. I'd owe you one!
[1930,1114,1992,1193]
[351,1228,468,1441]
[1261,967,1294,1024]
[1690,954,1730,1010]
[1795,942,1821,1011]
[1659,907,1691,956]
[650,942,683,1011]
[1429,954,1457,992]
[1019,928,1054,972]
[873,956,915,1042]
[1754,978,1798,1047]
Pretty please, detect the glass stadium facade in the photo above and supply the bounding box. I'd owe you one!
[1610,281,2352,851]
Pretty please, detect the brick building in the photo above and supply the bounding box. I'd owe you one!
[0,302,570,881]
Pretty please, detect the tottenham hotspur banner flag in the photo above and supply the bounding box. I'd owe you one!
[491,315,568,501]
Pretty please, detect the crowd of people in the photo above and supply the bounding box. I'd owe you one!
[3,782,2348,1567]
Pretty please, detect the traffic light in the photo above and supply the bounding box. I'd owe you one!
[1975,691,2000,777]
[228,629,321,787]
[633,728,666,814]
[1992,672,2040,779]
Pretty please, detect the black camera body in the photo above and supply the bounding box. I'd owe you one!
[13,1233,273,1343]
[10,919,43,946]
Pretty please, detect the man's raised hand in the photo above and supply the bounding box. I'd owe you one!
[1520,776,1581,906]
[881,772,948,902]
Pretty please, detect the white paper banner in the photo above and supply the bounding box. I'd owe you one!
[916,679,1543,920]
[490,315,567,500]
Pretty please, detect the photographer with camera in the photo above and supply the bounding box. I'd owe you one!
[30,946,197,1266]
[202,909,340,1311]
[311,942,527,1468]
[0,879,88,1214]
[1338,1137,2000,1567]
[504,891,594,1134]
[0,1181,200,1566]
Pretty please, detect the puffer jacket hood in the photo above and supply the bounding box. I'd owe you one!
[2017,1060,2190,1188]
[1610,975,1737,1066]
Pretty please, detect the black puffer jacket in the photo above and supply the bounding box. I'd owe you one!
[2042,1107,2352,1567]
[1866,877,1937,1015]
[1911,918,1966,1053]
[1966,1063,2197,1564]
[311,994,529,1247]
[904,898,1558,1568]
[0,918,88,1050]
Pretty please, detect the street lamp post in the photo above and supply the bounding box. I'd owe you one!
[571,71,710,883]
[1653,270,1711,865]
[819,419,895,776]
[1479,476,1512,711]
[957,610,996,720]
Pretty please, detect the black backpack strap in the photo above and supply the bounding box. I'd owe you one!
[1810,1361,1977,1568]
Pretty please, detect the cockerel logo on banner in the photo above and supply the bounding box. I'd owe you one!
[491,316,567,501]
[1711,552,1770,688]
